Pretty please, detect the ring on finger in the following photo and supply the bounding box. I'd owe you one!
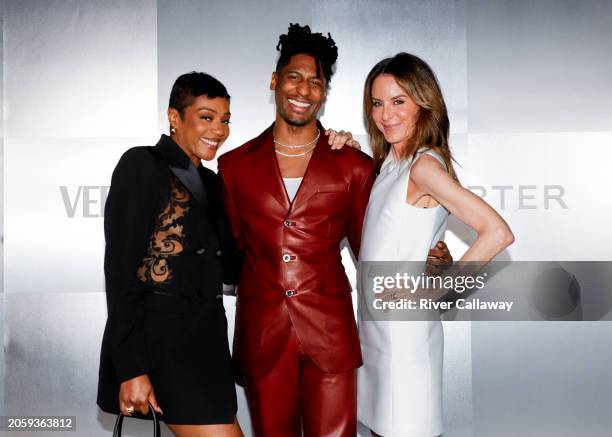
[125,406,135,414]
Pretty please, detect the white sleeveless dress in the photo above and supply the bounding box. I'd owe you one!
[357,149,448,437]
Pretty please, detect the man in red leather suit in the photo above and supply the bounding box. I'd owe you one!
[218,24,449,436]
[218,24,368,436]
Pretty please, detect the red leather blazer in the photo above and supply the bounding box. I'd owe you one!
[218,123,375,377]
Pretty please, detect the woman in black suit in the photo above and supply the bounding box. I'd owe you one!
[97,72,244,436]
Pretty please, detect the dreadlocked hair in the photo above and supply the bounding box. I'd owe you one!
[275,23,338,85]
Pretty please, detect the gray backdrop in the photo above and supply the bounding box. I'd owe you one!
[1,0,612,436]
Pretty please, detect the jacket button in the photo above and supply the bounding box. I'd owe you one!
[216,250,222,257]
[286,290,295,297]
[282,254,291,262]
[283,220,290,227]
[196,248,206,255]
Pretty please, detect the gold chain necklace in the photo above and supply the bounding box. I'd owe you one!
[273,129,320,149]
[275,145,316,157]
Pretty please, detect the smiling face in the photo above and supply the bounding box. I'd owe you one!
[270,53,326,127]
[168,95,230,164]
[370,73,420,154]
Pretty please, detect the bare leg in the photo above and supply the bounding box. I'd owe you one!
[167,417,243,437]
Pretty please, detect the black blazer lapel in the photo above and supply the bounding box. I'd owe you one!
[156,134,209,208]
[199,166,226,242]
[168,164,209,208]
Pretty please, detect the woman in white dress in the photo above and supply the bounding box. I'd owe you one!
[357,53,514,437]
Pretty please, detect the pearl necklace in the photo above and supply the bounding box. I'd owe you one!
[273,129,320,149]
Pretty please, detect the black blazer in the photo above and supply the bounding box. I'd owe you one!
[97,135,241,413]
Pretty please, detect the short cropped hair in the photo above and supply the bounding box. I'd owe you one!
[169,72,230,117]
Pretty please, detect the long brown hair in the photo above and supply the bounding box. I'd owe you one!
[363,52,458,181]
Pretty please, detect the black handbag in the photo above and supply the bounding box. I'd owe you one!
[113,403,160,437]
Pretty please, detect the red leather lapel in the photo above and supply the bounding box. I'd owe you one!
[289,137,326,213]
[252,127,292,212]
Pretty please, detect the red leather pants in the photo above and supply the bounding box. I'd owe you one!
[243,324,357,437]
